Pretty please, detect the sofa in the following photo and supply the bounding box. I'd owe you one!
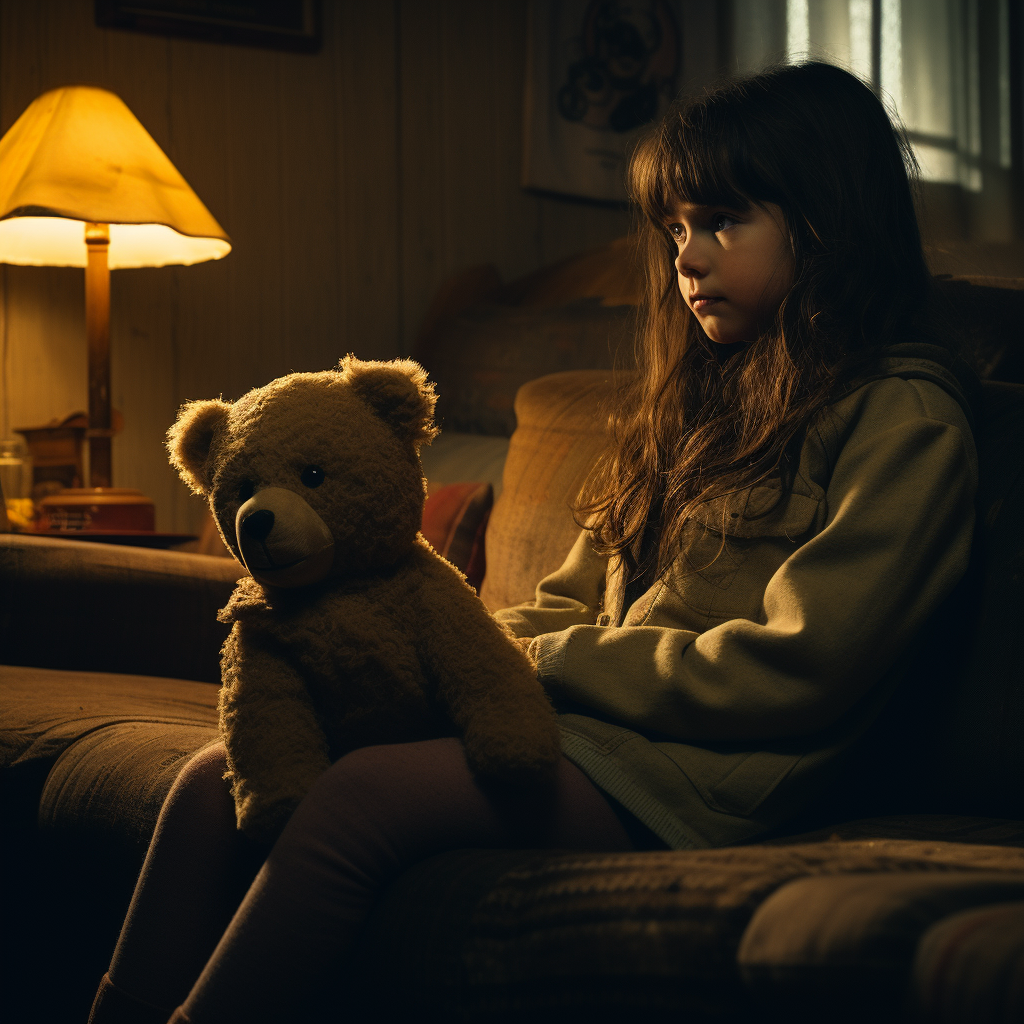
[2,243,1024,1023]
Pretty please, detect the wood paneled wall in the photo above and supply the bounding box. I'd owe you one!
[1,0,722,533]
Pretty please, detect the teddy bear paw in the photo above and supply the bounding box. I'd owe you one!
[237,795,301,846]
[462,717,562,788]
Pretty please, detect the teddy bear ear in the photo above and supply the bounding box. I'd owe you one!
[166,399,232,495]
[339,355,440,449]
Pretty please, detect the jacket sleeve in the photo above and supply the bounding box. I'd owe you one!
[525,380,978,743]
[493,529,608,637]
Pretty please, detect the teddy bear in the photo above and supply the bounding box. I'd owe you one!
[166,355,561,844]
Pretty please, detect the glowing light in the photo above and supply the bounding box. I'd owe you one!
[0,85,230,267]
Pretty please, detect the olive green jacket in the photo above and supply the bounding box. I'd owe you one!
[495,347,978,849]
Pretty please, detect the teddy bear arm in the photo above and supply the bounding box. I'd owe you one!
[411,570,562,784]
[220,625,333,843]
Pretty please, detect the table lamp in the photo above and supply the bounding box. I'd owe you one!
[0,85,230,530]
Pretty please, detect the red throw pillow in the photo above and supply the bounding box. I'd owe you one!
[421,482,493,591]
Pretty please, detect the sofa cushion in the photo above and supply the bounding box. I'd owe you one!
[911,899,1024,1022]
[347,838,1024,1021]
[0,664,218,773]
[39,720,218,853]
[420,431,510,497]
[421,481,493,590]
[737,872,1024,1021]
[479,370,621,612]
[0,665,219,885]
[766,813,1024,847]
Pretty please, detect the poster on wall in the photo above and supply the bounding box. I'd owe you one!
[524,0,684,203]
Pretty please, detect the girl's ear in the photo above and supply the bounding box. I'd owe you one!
[338,354,439,449]
[167,399,232,495]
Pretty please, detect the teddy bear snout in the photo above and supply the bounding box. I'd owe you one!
[235,487,335,588]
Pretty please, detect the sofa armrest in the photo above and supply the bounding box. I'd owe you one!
[0,535,244,683]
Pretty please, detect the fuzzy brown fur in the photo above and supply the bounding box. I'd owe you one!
[168,356,560,843]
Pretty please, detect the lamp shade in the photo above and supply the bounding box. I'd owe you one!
[0,86,231,268]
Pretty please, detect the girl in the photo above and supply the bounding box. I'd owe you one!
[89,61,976,1024]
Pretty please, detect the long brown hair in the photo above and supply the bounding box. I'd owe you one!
[579,61,934,582]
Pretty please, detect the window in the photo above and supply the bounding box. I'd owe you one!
[732,0,1012,193]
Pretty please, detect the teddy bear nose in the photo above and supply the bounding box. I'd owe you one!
[242,508,275,541]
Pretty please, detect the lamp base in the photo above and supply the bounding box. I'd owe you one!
[37,488,155,532]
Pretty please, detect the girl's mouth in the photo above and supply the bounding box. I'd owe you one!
[691,296,723,312]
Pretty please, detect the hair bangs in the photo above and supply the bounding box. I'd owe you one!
[630,104,754,226]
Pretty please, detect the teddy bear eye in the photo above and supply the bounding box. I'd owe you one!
[301,465,325,489]
[239,480,255,502]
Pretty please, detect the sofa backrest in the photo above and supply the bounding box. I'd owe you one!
[939,380,1024,814]
[415,232,1024,444]
[844,378,1024,821]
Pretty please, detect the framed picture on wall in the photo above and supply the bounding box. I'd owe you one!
[95,0,321,54]
[524,0,684,203]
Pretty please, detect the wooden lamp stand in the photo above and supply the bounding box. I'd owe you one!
[85,221,113,489]
[34,221,156,533]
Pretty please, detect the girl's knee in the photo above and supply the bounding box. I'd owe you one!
[279,738,478,849]
[308,737,467,801]
[161,742,234,825]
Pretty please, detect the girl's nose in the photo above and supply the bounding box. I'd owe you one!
[675,239,708,278]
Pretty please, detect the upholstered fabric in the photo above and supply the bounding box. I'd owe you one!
[0,669,220,1024]
[347,838,1024,1021]
[1,665,218,851]
[737,872,1024,1021]
[420,299,636,437]
[479,370,621,612]
[764,813,1024,847]
[0,534,242,683]
[420,431,509,497]
[912,899,1024,1023]
[1,665,218,772]
[40,720,218,853]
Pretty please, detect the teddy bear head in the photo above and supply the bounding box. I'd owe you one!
[167,356,438,588]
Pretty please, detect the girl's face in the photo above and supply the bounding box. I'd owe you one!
[665,199,795,345]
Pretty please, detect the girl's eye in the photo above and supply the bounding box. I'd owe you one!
[712,213,738,232]
[239,480,254,502]
[667,223,684,240]
[301,465,325,489]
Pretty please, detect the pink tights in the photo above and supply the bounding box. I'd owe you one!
[104,738,634,1023]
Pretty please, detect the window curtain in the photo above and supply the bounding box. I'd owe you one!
[730,0,1012,199]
